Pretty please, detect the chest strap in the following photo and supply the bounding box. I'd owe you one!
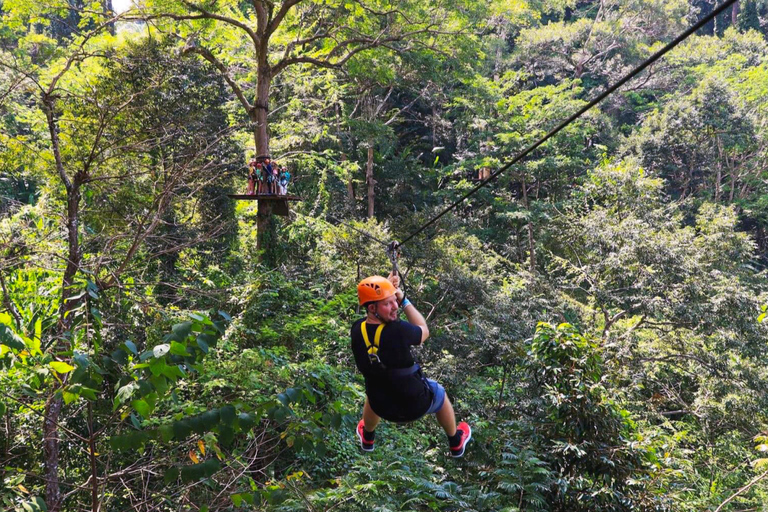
[361,321,385,364]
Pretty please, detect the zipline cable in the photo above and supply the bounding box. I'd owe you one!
[397,0,738,248]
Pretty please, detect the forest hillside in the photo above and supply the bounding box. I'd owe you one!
[2,0,768,511]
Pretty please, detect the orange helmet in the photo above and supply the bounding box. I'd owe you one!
[357,276,396,305]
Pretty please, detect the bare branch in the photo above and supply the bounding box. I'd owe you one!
[714,469,768,512]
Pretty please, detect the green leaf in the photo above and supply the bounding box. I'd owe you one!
[285,388,300,403]
[0,325,26,350]
[238,412,256,431]
[125,340,138,355]
[159,424,174,442]
[150,375,169,396]
[172,322,193,341]
[201,409,221,430]
[220,405,236,426]
[173,420,192,440]
[20,497,47,512]
[109,431,149,452]
[196,336,209,354]
[219,425,234,446]
[79,387,98,400]
[132,399,152,418]
[50,361,76,374]
[218,310,232,322]
[180,459,220,483]
[170,341,188,356]
[164,466,180,484]
[111,348,128,365]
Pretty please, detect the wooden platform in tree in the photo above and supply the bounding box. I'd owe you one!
[227,194,301,216]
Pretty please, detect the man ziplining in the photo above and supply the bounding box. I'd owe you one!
[351,273,472,457]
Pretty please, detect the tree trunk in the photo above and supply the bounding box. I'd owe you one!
[257,199,276,265]
[342,152,355,209]
[732,1,740,26]
[366,144,375,218]
[61,188,82,320]
[253,64,271,157]
[89,403,99,512]
[42,94,83,512]
[44,396,63,512]
[253,63,274,259]
[715,164,722,202]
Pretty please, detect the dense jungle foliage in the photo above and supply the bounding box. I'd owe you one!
[2,0,768,510]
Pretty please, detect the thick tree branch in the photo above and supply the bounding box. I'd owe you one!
[272,26,438,75]
[163,1,263,50]
[267,0,304,36]
[182,44,254,112]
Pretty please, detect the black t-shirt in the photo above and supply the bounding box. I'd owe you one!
[350,318,433,422]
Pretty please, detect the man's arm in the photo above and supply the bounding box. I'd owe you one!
[388,271,429,343]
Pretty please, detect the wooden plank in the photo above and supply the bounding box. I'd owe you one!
[227,194,302,201]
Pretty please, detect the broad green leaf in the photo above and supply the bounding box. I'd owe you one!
[0,325,25,351]
[132,399,152,418]
[220,405,236,426]
[125,340,138,355]
[50,361,75,374]
[79,387,98,400]
[171,322,193,341]
[164,466,179,484]
[170,341,188,356]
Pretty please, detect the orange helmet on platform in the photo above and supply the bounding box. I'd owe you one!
[357,276,396,305]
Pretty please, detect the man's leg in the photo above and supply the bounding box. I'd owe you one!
[357,398,379,452]
[433,392,472,458]
[363,398,380,432]
[434,396,456,437]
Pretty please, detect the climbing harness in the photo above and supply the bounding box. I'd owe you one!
[360,320,420,376]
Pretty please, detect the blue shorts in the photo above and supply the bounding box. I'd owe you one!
[424,379,446,415]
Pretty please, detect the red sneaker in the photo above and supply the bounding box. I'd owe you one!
[450,422,472,458]
[356,419,375,452]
